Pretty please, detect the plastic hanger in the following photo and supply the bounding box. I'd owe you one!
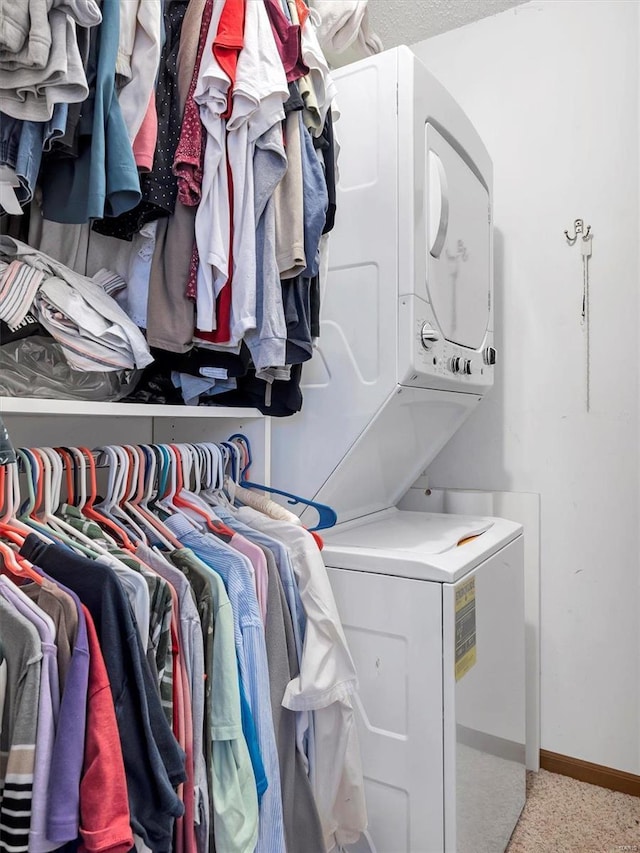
[16,448,61,542]
[226,434,337,531]
[0,463,42,582]
[175,443,237,527]
[71,446,89,510]
[55,447,76,506]
[200,442,237,511]
[76,445,137,550]
[94,446,148,544]
[164,444,237,538]
[112,445,149,546]
[0,518,40,580]
[140,444,166,517]
[121,445,179,550]
[11,450,44,540]
[0,465,26,546]
[33,447,106,556]
[49,447,118,549]
[0,537,37,579]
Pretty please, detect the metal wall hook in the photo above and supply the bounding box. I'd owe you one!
[565,218,583,244]
[564,218,592,244]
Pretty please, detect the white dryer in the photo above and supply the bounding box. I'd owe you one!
[270,46,527,852]
[270,46,495,523]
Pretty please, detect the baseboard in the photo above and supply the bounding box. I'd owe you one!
[540,750,640,797]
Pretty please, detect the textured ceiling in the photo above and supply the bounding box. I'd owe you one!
[367,0,528,48]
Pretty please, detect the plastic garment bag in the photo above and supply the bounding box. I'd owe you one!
[0,416,16,465]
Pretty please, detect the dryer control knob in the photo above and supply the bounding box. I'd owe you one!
[420,323,441,350]
[463,359,472,375]
[449,356,461,374]
[483,346,497,366]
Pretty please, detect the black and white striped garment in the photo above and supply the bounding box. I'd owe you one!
[0,600,42,853]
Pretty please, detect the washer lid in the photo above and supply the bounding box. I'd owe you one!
[323,509,521,582]
[426,124,491,350]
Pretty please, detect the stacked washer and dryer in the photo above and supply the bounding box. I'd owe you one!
[271,47,526,853]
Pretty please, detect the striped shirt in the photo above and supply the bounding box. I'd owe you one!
[0,578,60,853]
[213,505,306,663]
[0,599,42,853]
[165,514,287,853]
[91,269,128,298]
[0,261,44,331]
[0,237,152,372]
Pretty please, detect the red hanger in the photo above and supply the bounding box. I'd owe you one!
[55,447,76,505]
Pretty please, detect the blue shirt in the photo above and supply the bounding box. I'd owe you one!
[212,505,316,776]
[214,505,306,663]
[40,0,140,223]
[165,514,286,853]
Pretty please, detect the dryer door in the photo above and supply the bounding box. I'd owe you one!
[426,124,490,350]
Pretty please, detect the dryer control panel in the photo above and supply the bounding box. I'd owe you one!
[398,295,494,394]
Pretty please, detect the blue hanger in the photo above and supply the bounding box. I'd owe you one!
[226,434,337,531]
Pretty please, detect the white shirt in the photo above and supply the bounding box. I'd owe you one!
[300,7,337,136]
[117,0,163,143]
[220,0,289,347]
[82,220,157,330]
[235,509,368,851]
[193,0,229,332]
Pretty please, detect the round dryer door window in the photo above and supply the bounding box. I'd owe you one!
[425,123,491,350]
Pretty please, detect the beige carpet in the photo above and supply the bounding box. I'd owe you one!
[506,769,640,853]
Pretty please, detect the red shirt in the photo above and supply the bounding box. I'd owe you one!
[213,0,246,119]
[174,0,214,207]
[79,607,133,853]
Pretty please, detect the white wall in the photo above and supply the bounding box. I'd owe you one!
[412,0,640,774]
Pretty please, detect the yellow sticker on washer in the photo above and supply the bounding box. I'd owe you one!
[455,577,476,681]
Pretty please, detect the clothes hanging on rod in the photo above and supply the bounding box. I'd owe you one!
[0,437,366,853]
[0,0,340,415]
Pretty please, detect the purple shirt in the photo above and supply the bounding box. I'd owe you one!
[30,569,90,845]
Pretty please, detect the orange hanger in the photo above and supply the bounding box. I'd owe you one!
[55,447,76,505]
[30,447,45,519]
[120,446,136,507]
[0,539,42,583]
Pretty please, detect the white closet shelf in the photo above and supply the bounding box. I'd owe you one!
[0,397,264,419]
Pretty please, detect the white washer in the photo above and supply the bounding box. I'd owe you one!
[323,509,526,853]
